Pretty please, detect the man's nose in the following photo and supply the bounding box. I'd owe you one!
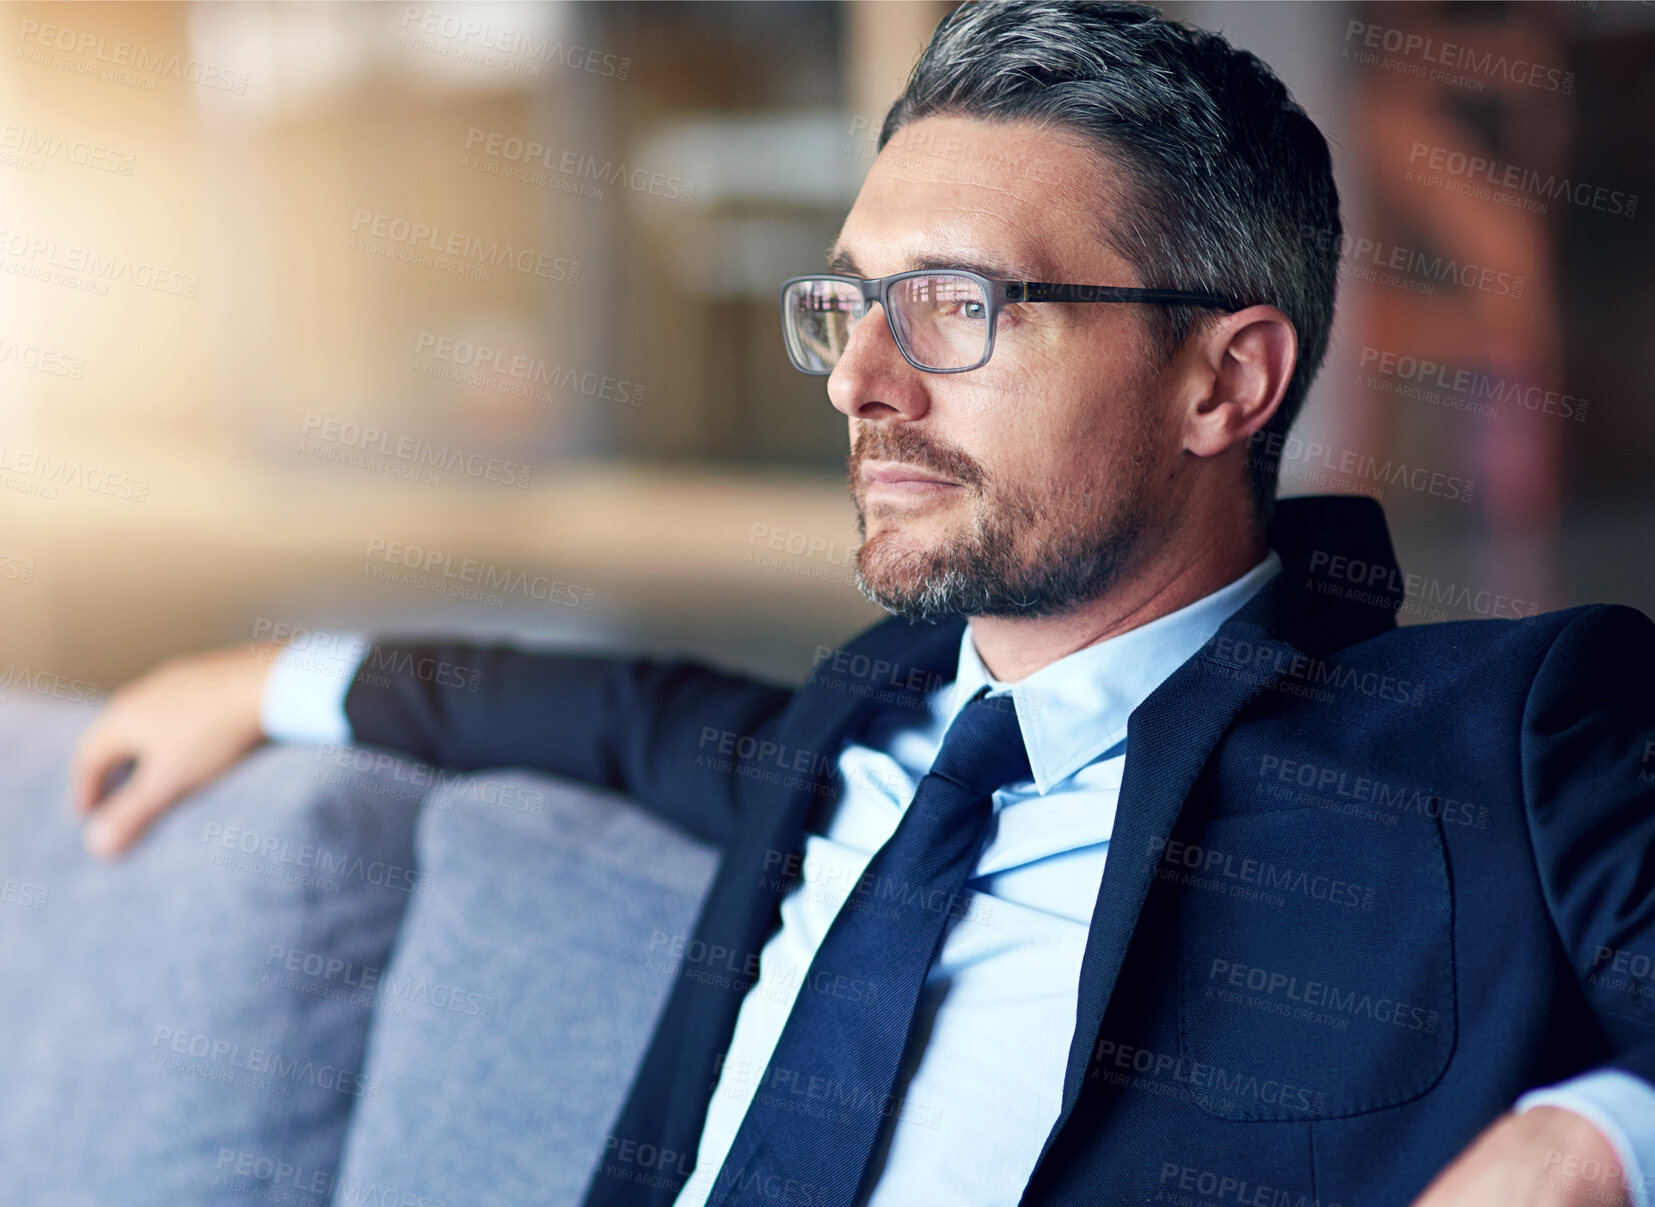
[827,302,931,421]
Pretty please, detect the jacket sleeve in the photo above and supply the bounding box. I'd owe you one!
[342,637,797,848]
[1522,604,1655,1090]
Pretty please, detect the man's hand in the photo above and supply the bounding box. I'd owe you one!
[68,641,282,859]
[1411,1106,1631,1206]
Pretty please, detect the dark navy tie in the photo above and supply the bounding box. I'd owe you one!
[709,686,1032,1207]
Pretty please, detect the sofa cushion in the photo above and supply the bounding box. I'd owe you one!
[0,695,428,1207]
[331,771,719,1207]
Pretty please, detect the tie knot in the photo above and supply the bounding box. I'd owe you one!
[927,687,1031,799]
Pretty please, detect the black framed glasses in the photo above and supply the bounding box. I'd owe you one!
[780,269,1247,374]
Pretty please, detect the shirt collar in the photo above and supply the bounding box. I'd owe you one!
[939,550,1282,793]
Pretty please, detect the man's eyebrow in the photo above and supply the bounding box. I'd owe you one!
[822,247,1046,281]
[908,251,1037,280]
[826,246,860,275]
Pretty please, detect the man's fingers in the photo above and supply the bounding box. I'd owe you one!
[83,764,176,859]
[1409,1108,1629,1207]
[67,724,133,816]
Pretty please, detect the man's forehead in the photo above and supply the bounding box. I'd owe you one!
[831,116,1129,282]
[824,241,1061,282]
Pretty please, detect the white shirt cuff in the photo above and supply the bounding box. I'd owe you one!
[1518,1070,1655,1207]
[258,631,369,746]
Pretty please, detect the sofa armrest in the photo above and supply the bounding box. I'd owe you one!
[0,695,430,1207]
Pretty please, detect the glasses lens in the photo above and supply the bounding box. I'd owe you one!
[784,279,864,373]
[889,274,990,371]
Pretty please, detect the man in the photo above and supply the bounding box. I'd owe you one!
[69,3,1655,1205]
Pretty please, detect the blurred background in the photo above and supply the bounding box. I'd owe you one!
[1,0,1651,698]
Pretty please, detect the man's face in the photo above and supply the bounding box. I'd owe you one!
[828,115,1180,622]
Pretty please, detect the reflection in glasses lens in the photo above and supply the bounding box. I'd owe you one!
[785,280,864,373]
[890,274,989,371]
[782,273,993,374]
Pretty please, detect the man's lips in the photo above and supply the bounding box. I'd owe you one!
[860,460,961,487]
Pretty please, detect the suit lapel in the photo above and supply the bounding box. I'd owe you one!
[1029,608,1301,1172]
[746,612,968,886]
[1029,495,1406,1172]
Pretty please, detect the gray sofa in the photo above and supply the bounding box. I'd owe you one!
[0,693,720,1207]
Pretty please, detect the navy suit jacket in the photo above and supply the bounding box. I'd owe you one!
[343,496,1655,1206]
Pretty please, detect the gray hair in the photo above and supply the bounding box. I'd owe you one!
[880,0,1341,527]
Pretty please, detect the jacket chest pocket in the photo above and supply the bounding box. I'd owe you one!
[1170,803,1456,1120]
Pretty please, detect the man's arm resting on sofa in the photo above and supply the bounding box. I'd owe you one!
[337,636,796,846]
[71,631,797,858]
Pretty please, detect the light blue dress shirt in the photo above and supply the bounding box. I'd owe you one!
[262,557,1655,1206]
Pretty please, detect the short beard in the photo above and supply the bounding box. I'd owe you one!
[848,427,1152,623]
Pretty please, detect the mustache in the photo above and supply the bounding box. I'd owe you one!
[847,425,985,489]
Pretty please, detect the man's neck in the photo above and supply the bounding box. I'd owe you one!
[966,529,1269,683]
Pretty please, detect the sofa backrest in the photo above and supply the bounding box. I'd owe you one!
[328,769,719,1207]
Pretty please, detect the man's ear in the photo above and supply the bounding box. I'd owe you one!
[1179,305,1299,458]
